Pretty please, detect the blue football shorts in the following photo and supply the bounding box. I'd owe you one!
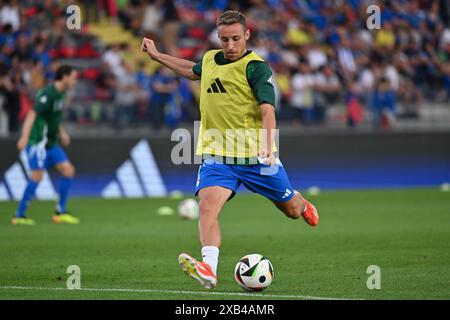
[195,157,295,202]
[26,144,69,171]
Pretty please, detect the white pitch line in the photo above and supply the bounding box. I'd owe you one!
[0,285,360,300]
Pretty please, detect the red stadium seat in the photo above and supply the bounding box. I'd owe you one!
[188,27,206,39]
[178,47,197,60]
[49,46,76,58]
[58,46,76,58]
[82,68,100,81]
[76,43,100,58]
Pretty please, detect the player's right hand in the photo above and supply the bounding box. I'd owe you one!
[17,136,27,151]
[141,37,159,60]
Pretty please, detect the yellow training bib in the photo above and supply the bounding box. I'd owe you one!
[196,50,276,158]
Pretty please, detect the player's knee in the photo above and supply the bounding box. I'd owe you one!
[198,198,219,218]
[199,199,212,215]
[69,165,76,177]
[63,165,76,177]
[31,176,43,183]
[31,171,43,183]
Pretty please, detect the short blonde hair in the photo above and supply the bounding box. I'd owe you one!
[217,11,247,30]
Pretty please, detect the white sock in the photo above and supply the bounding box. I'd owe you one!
[201,246,219,275]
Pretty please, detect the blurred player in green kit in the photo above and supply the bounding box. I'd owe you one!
[12,65,79,225]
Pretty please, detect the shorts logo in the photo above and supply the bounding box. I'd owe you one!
[281,189,292,199]
[207,78,227,93]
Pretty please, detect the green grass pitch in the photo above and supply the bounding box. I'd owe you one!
[0,188,449,300]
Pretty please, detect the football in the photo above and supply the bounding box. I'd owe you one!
[178,198,199,220]
[234,254,274,291]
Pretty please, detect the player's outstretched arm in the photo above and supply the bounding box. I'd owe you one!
[141,37,200,81]
[17,110,37,151]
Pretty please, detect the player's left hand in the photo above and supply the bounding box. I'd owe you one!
[60,131,71,146]
[258,150,276,166]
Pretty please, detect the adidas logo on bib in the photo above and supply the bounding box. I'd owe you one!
[207,78,227,93]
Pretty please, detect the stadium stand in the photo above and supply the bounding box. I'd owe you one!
[0,0,449,136]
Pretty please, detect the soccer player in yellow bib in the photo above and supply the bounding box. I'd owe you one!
[141,10,319,289]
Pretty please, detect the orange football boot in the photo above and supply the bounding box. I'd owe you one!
[178,253,217,289]
[295,191,319,226]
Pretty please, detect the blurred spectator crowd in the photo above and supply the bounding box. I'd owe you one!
[0,0,450,135]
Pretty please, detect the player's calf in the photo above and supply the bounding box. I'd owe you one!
[274,193,304,219]
[283,203,303,220]
[274,191,319,226]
